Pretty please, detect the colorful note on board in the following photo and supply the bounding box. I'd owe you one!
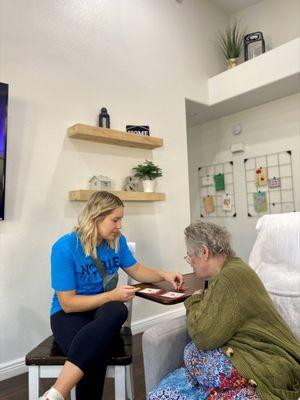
[203,195,215,214]
[222,193,232,211]
[268,177,281,189]
[255,167,268,187]
[253,191,268,212]
[214,173,225,191]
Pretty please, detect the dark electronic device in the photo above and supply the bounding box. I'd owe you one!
[0,82,8,221]
[244,31,265,61]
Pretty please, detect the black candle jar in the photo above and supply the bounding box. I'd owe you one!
[99,107,110,128]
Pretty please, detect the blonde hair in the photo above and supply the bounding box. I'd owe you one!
[73,191,124,258]
[184,221,235,258]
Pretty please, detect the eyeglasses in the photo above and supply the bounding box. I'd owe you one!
[184,253,193,264]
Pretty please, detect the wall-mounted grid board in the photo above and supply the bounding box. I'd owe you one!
[244,150,295,217]
[198,161,236,217]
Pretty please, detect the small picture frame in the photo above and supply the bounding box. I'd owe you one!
[126,125,150,136]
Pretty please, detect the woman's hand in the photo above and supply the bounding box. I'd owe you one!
[109,285,140,302]
[161,271,184,290]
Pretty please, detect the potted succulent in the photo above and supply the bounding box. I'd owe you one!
[133,160,163,192]
[218,21,245,69]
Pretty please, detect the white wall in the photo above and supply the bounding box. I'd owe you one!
[0,0,228,370]
[232,0,300,49]
[186,0,300,261]
[187,93,300,260]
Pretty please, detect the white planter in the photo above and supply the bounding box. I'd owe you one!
[142,180,156,192]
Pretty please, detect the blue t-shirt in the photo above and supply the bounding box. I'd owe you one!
[50,232,137,316]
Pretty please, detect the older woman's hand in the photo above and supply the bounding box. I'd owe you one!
[193,289,204,295]
[161,271,184,290]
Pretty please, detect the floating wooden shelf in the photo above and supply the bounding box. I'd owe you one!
[69,190,166,202]
[68,124,164,149]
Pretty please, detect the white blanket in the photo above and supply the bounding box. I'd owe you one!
[249,212,300,338]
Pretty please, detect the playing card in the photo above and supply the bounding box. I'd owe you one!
[160,291,186,298]
[139,288,162,294]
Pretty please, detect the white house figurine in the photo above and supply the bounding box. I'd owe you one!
[89,175,112,190]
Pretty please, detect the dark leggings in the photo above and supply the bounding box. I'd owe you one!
[50,301,128,400]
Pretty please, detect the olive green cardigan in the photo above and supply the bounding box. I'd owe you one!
[184,257,300,400]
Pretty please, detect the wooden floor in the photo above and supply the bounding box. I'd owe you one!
[0,334,146,400]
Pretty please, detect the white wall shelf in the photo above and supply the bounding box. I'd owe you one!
[186,37,300,127]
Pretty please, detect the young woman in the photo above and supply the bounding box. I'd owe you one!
[149,221,300,400]
[40,191,183,400]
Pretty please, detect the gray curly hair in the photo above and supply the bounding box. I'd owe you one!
[184,221,235,257]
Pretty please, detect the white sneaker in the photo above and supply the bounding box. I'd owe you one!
[39,387,65,400]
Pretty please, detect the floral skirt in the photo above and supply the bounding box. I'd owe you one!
[148,342,259,400]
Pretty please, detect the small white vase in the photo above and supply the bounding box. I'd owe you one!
[142,180,156,192]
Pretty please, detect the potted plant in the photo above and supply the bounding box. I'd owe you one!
[133,160,163,192]
[218,21,245,69]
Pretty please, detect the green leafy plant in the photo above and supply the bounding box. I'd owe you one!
[218,21,245,59]
[133,160,163,181]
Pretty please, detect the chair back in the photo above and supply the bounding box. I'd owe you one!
[249,212,300,338]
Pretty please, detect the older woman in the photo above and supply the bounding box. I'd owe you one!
[149,221,300,400]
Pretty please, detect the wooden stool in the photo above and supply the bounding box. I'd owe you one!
[25,326,134,400]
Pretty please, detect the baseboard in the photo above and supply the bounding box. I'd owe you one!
[0,357,27,382]
[0,306,185,381]
[131,305,185,334]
